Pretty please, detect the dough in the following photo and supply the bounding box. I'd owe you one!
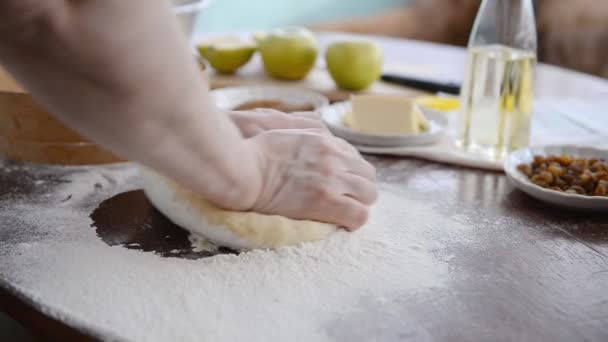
[139,166,337,250]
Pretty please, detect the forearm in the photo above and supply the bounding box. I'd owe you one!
[0,0,258,209]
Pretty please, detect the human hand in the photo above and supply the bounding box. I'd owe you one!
[230,108,328,138]
[243,128,377,230]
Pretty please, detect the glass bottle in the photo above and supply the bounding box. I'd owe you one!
[457,0,537,161]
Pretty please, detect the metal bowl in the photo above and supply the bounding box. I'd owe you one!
[173,0,213,38]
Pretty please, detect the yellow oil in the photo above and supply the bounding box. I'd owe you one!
[457,45,536,161]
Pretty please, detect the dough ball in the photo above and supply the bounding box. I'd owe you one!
[139,166,337,250]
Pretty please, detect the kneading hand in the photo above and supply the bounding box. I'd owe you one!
[0,0,378,230]
[244,128,378,230]
[230,108,328,138]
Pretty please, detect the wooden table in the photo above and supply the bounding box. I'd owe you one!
[1,33,608,341]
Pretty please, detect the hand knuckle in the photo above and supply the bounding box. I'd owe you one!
[321,136,340,152]
[351,206,369,227]
[370,188,379,203]
[312,185,333,201]
[316,164,334,177]
[317,141,333,156]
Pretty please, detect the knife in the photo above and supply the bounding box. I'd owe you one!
[381,74,461,95]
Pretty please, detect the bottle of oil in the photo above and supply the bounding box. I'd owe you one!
[457,0,537,161]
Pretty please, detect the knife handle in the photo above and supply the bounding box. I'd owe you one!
[381,74,461,95]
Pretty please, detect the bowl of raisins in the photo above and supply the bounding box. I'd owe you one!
[504,145,608,210]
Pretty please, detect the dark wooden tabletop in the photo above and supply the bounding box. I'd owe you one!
[369,157,608,342]
[2,34,608,341]
[1,155,607,341]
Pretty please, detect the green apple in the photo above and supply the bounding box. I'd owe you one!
[197,36,257,74]
[257,27,318,81]
[325,41,383,91]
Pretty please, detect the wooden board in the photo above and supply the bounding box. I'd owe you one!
[0,67,122,165]
[205,57,426,103]
[0,67,22,93]
[0,60,422,165]
[2,155,608,342]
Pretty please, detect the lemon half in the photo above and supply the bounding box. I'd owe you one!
[415,96,460,112]
[197,37,257,74]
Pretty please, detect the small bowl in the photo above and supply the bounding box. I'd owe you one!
[211,86,329,113]
[320,101,447,147]
[504,145,608,210]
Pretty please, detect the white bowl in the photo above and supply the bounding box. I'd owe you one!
[320,101,447,147]
[504,145,608,210]
[211,86,329,112]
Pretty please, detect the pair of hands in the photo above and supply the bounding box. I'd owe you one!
[230,109,378,230]
[0,0,376,230]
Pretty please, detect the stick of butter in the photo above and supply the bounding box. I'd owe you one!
[347,95,428,135]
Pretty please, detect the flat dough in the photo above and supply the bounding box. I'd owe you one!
[138,166,338,250]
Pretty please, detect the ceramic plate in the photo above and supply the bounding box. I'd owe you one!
[320,101,447,147]
[212,86,329,112]
[504,145,608,210]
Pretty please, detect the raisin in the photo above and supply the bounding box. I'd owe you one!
[521,155,608,196]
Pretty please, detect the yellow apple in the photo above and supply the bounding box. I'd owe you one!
[257,27,318,81]
[326,41,383,91]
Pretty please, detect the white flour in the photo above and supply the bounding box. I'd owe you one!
[0,162,457,342]
[189,233,220,252]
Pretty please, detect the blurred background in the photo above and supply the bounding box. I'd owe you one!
[189,0,607,78]
[194,0,406,32]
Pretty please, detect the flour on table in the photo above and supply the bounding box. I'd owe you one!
[0,162,456,342]
[188,233,219,253]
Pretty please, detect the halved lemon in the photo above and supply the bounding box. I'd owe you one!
[197,36,257,74]
[415,96,460,112]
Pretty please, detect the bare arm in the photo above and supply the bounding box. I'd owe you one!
[0,0,260,210]
[0,0,377,229]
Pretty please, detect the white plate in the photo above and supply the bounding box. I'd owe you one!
[320,101,447,147]
[504,145,608,210]
[212,86,329,112]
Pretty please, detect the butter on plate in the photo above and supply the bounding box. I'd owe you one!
[344,95,429,135]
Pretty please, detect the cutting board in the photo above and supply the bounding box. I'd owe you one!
[206,57,425,103]
[0,67,122,165]
[0,61,422,165]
